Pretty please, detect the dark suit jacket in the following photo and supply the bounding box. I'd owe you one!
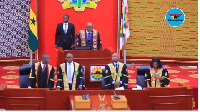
[76,29,102,50]
[55,23,75,50]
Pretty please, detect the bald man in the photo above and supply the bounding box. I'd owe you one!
[76,22,102,50]
[55,14,75,50]
[56,53,85,90]
[29,54,55,89]
[104,53,128,89]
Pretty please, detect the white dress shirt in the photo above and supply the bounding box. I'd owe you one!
[86,30,92,33]
[41,61,45,69]
[63,23,68,34]
[67,61,74,84]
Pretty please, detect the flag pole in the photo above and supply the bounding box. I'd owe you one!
[30,51,33,65]
[36,0,38,61]
[117,0,120,53]
[123,34,126,64]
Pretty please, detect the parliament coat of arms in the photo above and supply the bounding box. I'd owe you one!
[58,0,101,11]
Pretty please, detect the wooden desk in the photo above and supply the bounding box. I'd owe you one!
[0,84,193,110]
[69,95,130,110]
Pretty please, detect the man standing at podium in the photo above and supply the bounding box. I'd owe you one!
[104,53,128,89]
[29,54,55,90]
[76,22,102,50]
[55,14,75,50]
[57,53,85,90]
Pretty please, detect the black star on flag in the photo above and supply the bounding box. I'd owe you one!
[30,17,36,25]
[174,15,177,19]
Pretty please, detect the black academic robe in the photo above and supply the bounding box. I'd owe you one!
[104,62,128,89]
[76,29,102,50]
[145,68,170,87]
[57,62,85,90]
[55,23,75,50]
[29,62,55,89]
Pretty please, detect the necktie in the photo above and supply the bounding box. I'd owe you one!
[68,63,72,83]
[115,63,118,73]
[65,24,67,34]
[87,32,91,40]
[42,64,46,72]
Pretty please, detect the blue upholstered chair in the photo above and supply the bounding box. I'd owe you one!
[82,66,87,89]
[136,66,150,88]
[19,65,32,88]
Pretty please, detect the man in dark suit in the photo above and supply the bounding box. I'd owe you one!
[104,53,128,89]
[76,22,102,50]
[55,14,75,50]
[28,54,55,90]
[56,53,85,90]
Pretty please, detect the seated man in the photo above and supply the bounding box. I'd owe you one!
[76,22,102,50]
[104,53,128,89]
[29,54,55,90]
[57,53,85,90]
[145,58,170,87]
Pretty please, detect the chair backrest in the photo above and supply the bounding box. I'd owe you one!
[136,66,149,88]
[137,66,150,76]
[136,75,146,88]
[19,65,32,75]
[19,65,32,88]
[82,66,86,89]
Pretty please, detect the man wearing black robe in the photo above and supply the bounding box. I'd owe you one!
[29,54,55,90]
[104,53,128,89]
[56,53,85,90]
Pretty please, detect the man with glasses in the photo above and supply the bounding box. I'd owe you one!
[76,22,102,50]
[56,53,85,90]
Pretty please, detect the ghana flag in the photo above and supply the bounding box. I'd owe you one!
[28,0,38,52]
[169,14,182,19]
[120,0,130,50]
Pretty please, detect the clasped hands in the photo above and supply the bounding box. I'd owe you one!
[114,81,121,88]
[152,73,161,79]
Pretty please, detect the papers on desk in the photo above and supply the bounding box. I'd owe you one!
[115,86,125,90]
[132,85,143,90]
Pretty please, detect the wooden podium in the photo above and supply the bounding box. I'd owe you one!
[57,47,112,89]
